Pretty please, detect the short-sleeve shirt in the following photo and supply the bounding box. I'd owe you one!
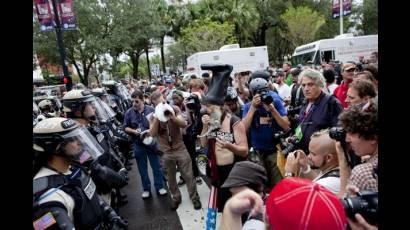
[348,154,378,192]
[123,105,155,144]
[243,91,287,151]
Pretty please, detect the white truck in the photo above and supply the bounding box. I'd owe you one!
[186,44,269,78]
[291,34,378,65]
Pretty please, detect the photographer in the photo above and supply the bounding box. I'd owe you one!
[242,71,289,191]
[296,68,343,154]
[284,129,341,194]
[224,86,244,119]
[336,99,378,197]
[288,68,304,130]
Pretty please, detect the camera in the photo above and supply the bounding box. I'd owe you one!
[329,127,361,168]
[329,127,346,142]
[340,190,378,224]
[185,94,201,112]
[255,89,273,105]
[282,135,300,156]
[287,105,302,117]
[275,130,300,157]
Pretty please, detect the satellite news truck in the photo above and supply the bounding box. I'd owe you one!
[291,34,378,65]
[186,44,269,78]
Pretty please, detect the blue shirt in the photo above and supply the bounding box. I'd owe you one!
[243,91,287,151]
[123,105,155,144]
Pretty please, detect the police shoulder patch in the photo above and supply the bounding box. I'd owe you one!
[33,212,56,230]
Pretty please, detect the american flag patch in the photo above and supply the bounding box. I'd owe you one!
[33,212,56,230]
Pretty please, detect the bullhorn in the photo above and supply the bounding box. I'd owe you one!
[155,102,175,122]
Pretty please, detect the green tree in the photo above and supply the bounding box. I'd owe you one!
[180,18,237,56]
[166,41,187,71]
[281,6,326,48]
[355,0,378,35]
[33,0,112,87]
[107,0,166,80]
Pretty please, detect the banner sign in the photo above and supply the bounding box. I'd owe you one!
[34,0,55,32]
[332,0,352,19]
[57,0,77,30]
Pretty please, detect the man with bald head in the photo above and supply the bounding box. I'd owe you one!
[284,129,340,194]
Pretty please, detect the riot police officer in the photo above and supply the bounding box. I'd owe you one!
[33,117,128,229]
[61,90,128,207]
[37,99,57,121]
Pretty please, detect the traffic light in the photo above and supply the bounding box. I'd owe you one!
[63,76,73,91]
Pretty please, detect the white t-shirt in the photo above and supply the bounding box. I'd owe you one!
[327,83,338,95]
[313,175,340,194]
[276,83,291,101]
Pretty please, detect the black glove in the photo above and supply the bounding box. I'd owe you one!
[118,168,129,181]
[110,216,128,230]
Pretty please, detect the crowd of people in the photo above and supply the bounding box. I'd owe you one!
[32,53,378,229]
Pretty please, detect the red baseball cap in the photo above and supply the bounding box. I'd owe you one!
[266,178,347,230]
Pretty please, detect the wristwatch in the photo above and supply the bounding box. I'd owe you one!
[284,172,294,177]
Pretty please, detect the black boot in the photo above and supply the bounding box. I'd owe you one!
[201,64,233,106]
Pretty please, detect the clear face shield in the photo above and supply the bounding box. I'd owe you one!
[96,97,116,119]
[33,102,40,115]
[83,97,111,123]
[117,84,131,100]
[60,126,104,164]
[107,94,119,110]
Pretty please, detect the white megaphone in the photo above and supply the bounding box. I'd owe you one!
[155,102,175,122]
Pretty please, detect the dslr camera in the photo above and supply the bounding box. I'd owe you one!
[340,190,378,224]
[329,127,346,142]
[275,131,300,157]
[329,127,361,168]
[255,89,273,105]
[287,105,302,117]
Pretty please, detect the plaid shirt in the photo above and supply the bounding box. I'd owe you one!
[348,154,378,191]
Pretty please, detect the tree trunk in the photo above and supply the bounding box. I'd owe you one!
[130,52,139,80]
[259,24,267,46]
[72,61,84,84]
[145,47,152,82]
[94,75,100,86]
[160,35,166,74]
[83,70,89,86]
[235,24,242,47]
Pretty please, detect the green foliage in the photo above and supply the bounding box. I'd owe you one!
[180,18,237,56]
[281,6,326,47]
[355,0,378,35]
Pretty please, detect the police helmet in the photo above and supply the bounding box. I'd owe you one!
[91,88,108,97]
[62,90,95,113]
[33,117,103,162]
[249,78,269,95]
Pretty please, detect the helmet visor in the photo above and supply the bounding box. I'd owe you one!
[96,97,116,119]
[33,102,40,114]
[61,126,104,163]
[86,97,110,123]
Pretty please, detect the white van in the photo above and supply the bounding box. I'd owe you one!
[186,45,269,77]
[291,34,378,65]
